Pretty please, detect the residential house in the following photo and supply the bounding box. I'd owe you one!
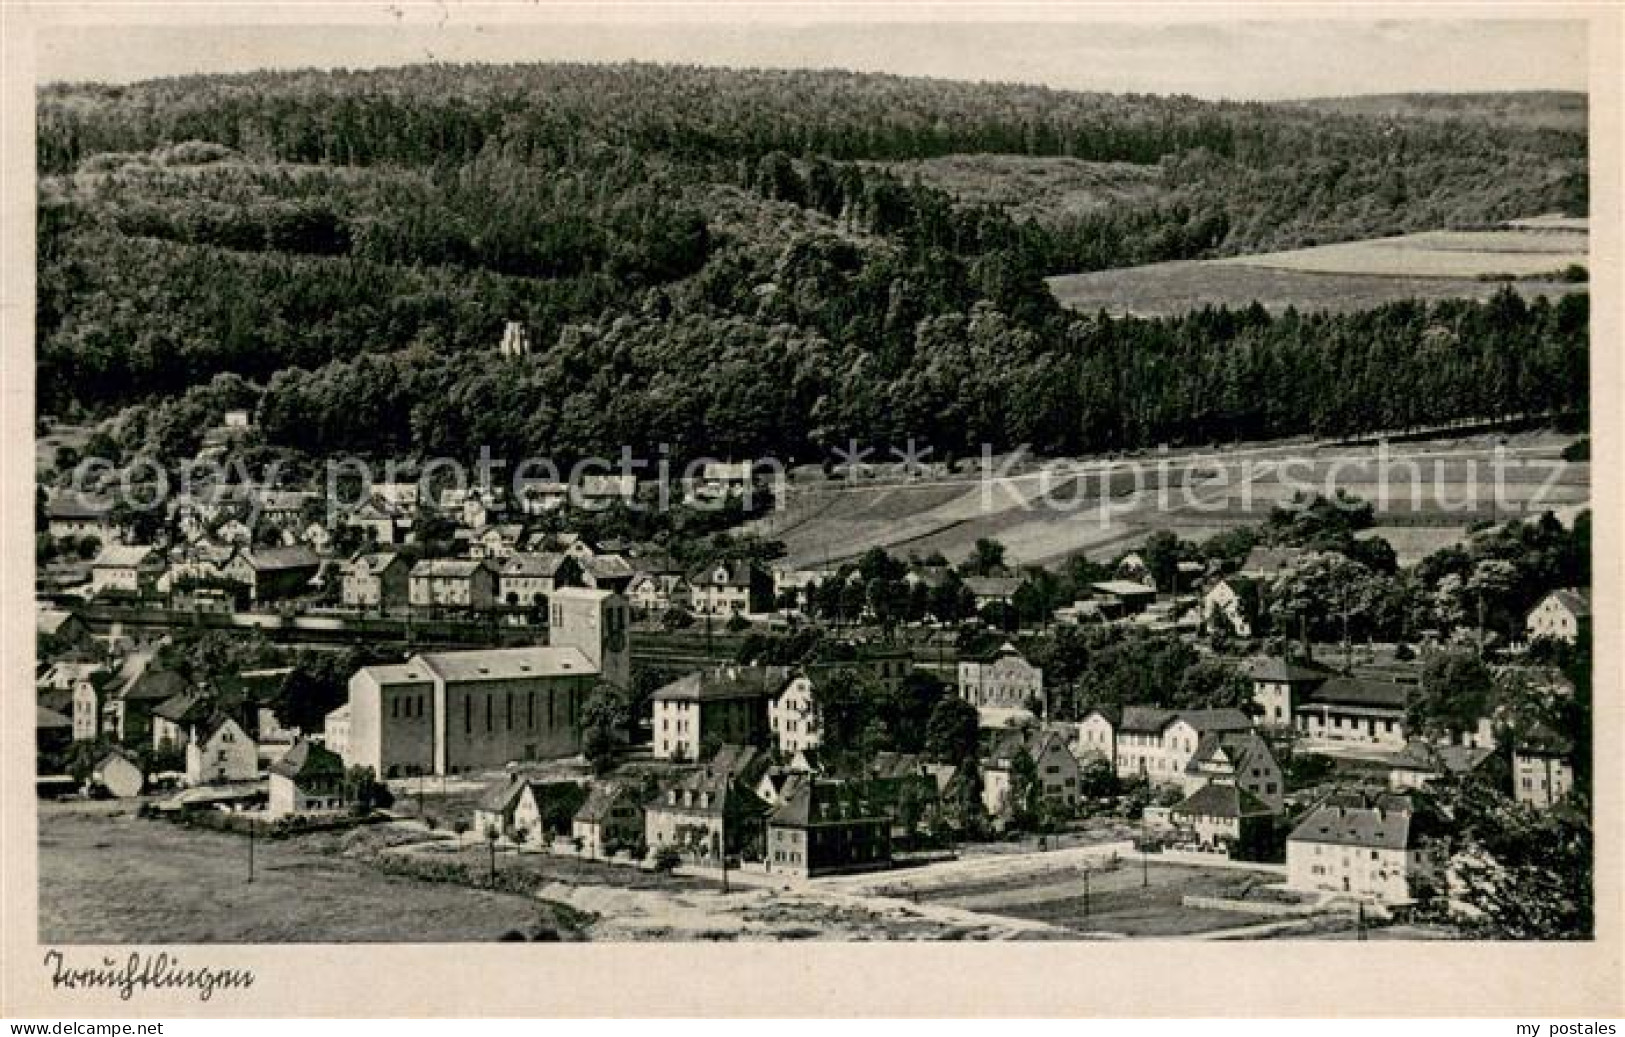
[90,546,164,598]
[344,497,406,546]
[572,781,646,858]
[38,609,95,656]
[690,461,759,502]
[1168,781,1276,859]
[409,558,498,611]
[514,781,589,844]
[1246,656,1334,729]
[344,589,629,777]
[644,767,769,864]
[1179,729,1285,811]
[472,773,532,839]
[223,546,321,602]
[1203,576,1261,638]
[1090,580,1158,617]
[627,567,692,615]
[957,642,1045,715]
[1387,742,1493,791]
[650,666,780,761]
[980,728,1080,818]
[963,576,1021,611]
[862,751,943,840]
[267,739,349,818]
[766,776,891,878]
[1525,589,1592,645]
[1512,724,1574,809]
[151,690,210,752]
[1286,792,1438,906]
[583,554,636,594]
[92,749,145,799]
[768,674,820,753]
[45,492,119,545]
[498,552,575,609]
[103,663,191,747]
[470,523,527,561]
[688,561,773,617]
[1240,546,1309,580]
[323,704,351,760]
[342,552,411,609]
[1093,706,1254,783]
[184,713,258,786]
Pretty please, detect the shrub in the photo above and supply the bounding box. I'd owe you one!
[653,844,683,873]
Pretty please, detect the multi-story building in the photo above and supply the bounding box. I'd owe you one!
[957,642,1045,713]
[768,674,820,753]
[651,666,780,761]
[1513,724,1575,809]
[1081,706,1254,782]
[408,558,498,611]
[1525,589,1592,645]
[1286,792,1439,906]
[341,552,410,609]
[687,561,772,617]
[766,776,891,878]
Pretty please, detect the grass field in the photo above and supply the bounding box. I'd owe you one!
[748,432,1588,569]
[871,154,1164,226]
[882,860,1286,938]
[1047,225,1587,317]
[38,803,583,943]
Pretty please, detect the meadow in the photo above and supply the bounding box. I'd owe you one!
[1047,225,1587,317]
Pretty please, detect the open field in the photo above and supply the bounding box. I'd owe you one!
[38,802,582,943]
[1047,225,1587,317]
[872,859,1288,938]
[748,432,1588,569]
[870,154,1164,225]
[1224,229,1586,279]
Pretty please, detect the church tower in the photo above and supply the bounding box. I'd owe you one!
[549,587,631,690]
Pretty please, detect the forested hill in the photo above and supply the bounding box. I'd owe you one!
[36,64,1588,465]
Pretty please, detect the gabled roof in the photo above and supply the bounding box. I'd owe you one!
[574,780,640,822]
[153,690,209,724]
[1289,793,1417,850]
[1516,722,1575,757]
[410,558,491,578]
[1245,656,1332,684]
[1541,588,1592,619]
[269,738,346,781]
[196,711,250,744]
[477,773,530,814]
[47,493,114,520]
[1118,706,1175,734]
[37,705,72,730]
[690,560,762,588]
[417,646,595,682]
[706,743,767,782]
[121,668,191,703]
[869,751,926,781]
[586,554,634,580]
[1186,730,1276,777]
[1172,781,1275,819]
[651,667,787,703]
[963,576,1021,598]
[347,552,403,575]
[37,609,83,637]
[1308,676,1408,710]
[244,546,320,572]
[1387,741,1493,775]
[769,776,885,827]
[649,767,769,816]
[92,545,159,568]
[1092,580,1157,597]
[501,552,568,577]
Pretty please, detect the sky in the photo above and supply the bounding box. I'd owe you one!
[33,15,1588,100]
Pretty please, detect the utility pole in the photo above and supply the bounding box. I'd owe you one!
[246,817,255,883]
[719,769,731,895]
[1082,865,1091,917]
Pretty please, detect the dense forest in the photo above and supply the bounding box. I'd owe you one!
[36,64,1589,465]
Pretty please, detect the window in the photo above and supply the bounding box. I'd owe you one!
[464,696,472,735]
[486,694,493,732]
[392,699,399,719]
[506,693,513,730]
